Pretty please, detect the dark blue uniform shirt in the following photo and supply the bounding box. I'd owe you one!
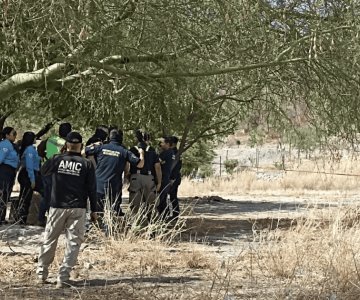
[170,148,182,181]
[85,141,139,195]
[159,148,175,185]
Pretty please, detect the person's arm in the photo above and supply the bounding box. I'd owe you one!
[155,162,162,192]
[25,148,36,188]
[86,161,98,220]
[124,161,130,182]
[136,148,144,168]
[171,156,182,179]
[85,144,102,167]
[40,156,56,176]
[125,148,143,168]
[85,143,102,156]
[0,142,9,164]
[35,121,56,139]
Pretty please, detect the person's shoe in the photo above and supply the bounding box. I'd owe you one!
[56,280,75,289]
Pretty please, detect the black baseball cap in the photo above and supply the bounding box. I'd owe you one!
[66,131,82,144]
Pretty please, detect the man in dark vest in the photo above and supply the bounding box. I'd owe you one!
[36,131,98,288]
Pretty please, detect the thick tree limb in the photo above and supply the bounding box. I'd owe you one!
[0,63,65,101]
[92,57,307,79]
[0,57,306,100]
[0,111,14,132]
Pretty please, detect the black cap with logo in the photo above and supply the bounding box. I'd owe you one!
[66,131,83,144]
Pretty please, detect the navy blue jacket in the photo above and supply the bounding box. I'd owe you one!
[41,152,97,212]
[170,148,182,182]
[85,141,139,195]
[159,148,175,185]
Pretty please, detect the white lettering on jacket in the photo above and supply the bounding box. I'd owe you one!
[102,149,120,157]
[58,160,82,176]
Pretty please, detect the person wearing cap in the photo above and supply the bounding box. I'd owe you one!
[127,130,162,226]
[168,136,182,221]
[157,136,176,219]
[37,123,72,226]
[36,131,98,288]
[85,129,144,216]
[0,127,19,224]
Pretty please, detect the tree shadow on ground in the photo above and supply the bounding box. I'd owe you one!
[0,275,201,299]
[178,196,333,245]
[84,275,201,287]
[181,196,336,216]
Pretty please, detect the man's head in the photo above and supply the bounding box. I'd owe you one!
[158,136,172,151]
[135,129,150,145]
[170,136,179,148]
[94,126,108,142]
[65,131,82,152]
[59,123,72,139]
[109,129,123,144]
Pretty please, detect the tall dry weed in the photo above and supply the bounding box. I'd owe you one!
[245,206,360,298]
[180,157,360,196]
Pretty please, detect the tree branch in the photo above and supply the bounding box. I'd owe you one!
[0,63,65,101]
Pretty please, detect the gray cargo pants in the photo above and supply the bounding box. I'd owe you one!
[36,207,86,282]
[128,174,157,225]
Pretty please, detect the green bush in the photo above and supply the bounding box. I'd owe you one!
[224,159,238,175]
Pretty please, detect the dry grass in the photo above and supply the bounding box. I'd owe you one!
[3,204,360,298]
[180,157,360,196]
[4,156,360,298]
[241,206,360,298]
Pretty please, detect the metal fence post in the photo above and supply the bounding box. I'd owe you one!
[220,156,222,177]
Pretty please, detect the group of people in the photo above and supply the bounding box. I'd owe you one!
[0,123,182,287]
[0,123,182,226]
[0,127,44,225]
[84,126,182,225]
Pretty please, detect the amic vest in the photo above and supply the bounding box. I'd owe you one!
[46,136,65,159]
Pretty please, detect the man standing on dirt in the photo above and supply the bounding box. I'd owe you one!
[157,136,175,220]
[36,131,98,288]
[168,136,182,221]
[37,122,72,226]
[128,130,162,224]
[85,129,144,216]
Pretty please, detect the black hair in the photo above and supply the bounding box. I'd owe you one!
[108,125,118,132]
[135,129,150,143]
[109,129,123,144]
[170,136,179,145]
[59,123,72,138]
[19,131,35,157]
[94,126,109,142]
[163,136,172,144]
[1,127,14,140]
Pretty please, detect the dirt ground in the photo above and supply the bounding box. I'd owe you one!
[0,191,358,299]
